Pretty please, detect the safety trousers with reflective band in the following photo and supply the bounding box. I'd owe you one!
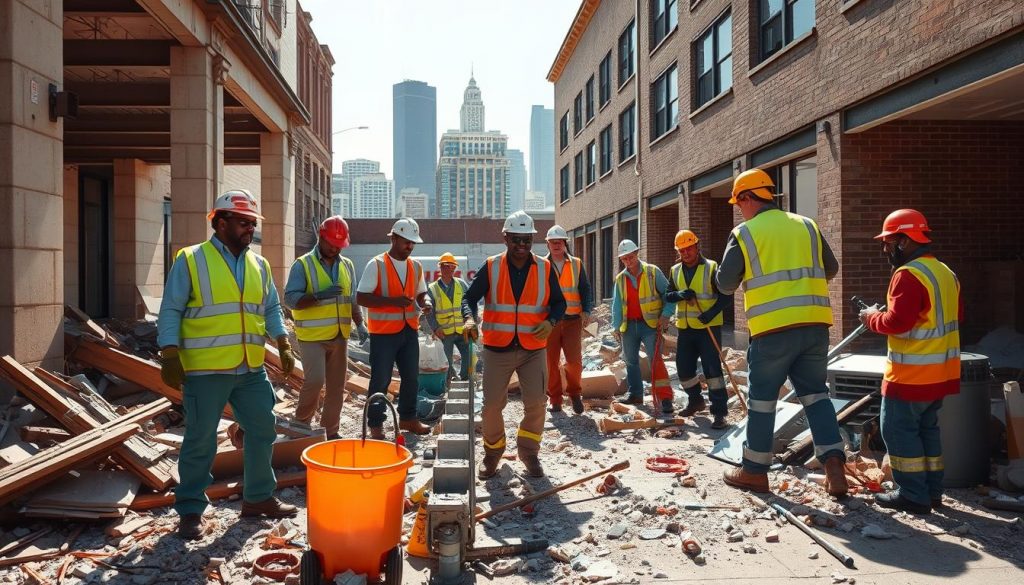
[616,263,663,332]
[292,252,355,341]
[481,253,551,350]
[880,396,946,505]
[178,241,268,373]
[885,257,961,389]
[430,279,466,335]
[671,260,723,329]
[733,210,832,337]
[367,253,422,333]
[553,256,583,316]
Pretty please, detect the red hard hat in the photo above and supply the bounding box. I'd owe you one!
[874,209,931,244]
[319,215,350,249]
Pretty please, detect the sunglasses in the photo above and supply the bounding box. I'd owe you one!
[230,218,258,229]
[508,235,533,245]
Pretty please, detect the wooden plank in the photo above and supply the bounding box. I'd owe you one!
[19,426,72,443]
[211,434,322,479]
[64,305,124,348]
[130,470,306,511]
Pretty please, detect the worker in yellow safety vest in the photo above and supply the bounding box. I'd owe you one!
[157,189,298,541]
[426,252,471,385]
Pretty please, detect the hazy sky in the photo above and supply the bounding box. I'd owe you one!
[301,0,581,178]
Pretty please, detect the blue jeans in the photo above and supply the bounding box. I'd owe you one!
[441,333,471,382]
[175,370,277,515]
[880,396,944,505]
[368,326,419,427]
[676,326,727,416]
[622,319,660,399]
[743,325,844,473]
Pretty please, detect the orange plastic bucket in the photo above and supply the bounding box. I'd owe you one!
[301,438,412,579]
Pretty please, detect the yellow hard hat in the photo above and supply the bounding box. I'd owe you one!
[729,168,775,204]
[438,252,458,266]
[674,229,699,250]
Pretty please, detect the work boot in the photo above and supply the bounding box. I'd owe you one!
[177,513,204,541]
[722,467,771,493]
[240,497,298,519]
[678,397,707,417]
[616,395,644,406]
[399,419,432,435]
[570,396,585,415]
[477,449,502,480]
[710,414,729,429]
[368,426,386,440]
[875,491,931,515]
[547,402,563,413]
[660,399,674,414]
[931,496,945,509]
[520,453,545,478]
[823,456,849,498]
[326,433,340,441]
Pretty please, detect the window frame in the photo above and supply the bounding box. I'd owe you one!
[574,151,584,194]
[694,10,733,109]
[598,51,612,107]
[573,92,583,135]
[559,164,570,203]
[617,19,636,87]
[758,0,815,62]
[618,102,636,163]
[586,140,597,185]
[651,0,678,49]
[651,64,679,140]
[585,76,595,122]
[559,112,569,151]
[599,124,613,176]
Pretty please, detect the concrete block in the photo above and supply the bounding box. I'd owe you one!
[432,459,471,495]
[447,387,471,401]
[440,414,470,435]
[436,433,471,461]
[445,399,471,415]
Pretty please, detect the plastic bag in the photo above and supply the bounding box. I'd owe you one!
[419,335,449,372]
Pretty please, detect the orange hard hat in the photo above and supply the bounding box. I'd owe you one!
[319,215,350,249]
[207,189,263,220]
[729,168,775,204]
[674,229,699,250]
[874,209,931,244]
[438,252,458,266]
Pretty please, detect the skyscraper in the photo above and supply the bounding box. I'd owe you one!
[529,105,555,207]
[393,80,437,215]
[508,148,526,212]
[397,188,429,219]
[335,159,381,217]
[460,75,485,132]
[351,172,395,219]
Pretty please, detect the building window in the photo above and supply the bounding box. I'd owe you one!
[599,51,612,106]
[600,226,614,299]
[560,165,570,202]
[573,92,583,135]
[574,152,584,193]
[618,19,636,86]
[759,0,815,62]
[585,76,595,122]
[560,112,569,151]
[651,0,677,47]
[696,11,732,108]
[619,102,635,162]
[599,125,613,175]
[586,141,597,185]
[619,218,639,247]
[652,65,678,140]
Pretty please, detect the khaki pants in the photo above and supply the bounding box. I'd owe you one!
[482,347,547,457]
[546,317,583,404]
[295,336,348,436]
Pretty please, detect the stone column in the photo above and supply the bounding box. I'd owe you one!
[260,131,296,294]
[112,159,169,319]
[0,0,64,367]
[169,46,226,255]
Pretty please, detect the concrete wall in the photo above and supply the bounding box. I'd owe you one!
[63,165,79,305]
[112,160,169,318]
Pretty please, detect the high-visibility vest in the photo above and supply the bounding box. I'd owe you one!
[671,259,723,329]
[291,252,355,342]
[177,240,269,373]
[367,253,423,334]
[550,255,583,316]
[481,253,552,350]
[733,209,832,337]
[885,256,961,387]
[430,278,467,336]
[616,262,663,332]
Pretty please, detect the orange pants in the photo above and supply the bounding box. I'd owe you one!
[545,317,583,405]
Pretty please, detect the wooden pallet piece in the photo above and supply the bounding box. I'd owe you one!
[130,470,306,511]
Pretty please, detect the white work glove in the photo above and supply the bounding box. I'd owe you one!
[858,304,881,326]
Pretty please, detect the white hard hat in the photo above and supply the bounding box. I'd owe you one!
[502,210,537,234]
[207,189,263,220]
[545,225,569,241]
[617,239,639,257]
[388,217,423,243]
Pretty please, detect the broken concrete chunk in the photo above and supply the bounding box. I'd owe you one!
[742,543,757,554]
[582,559,618,582]
[808,551,819,559]
[639,528,666,540]
[726,532,744,543]
[765,530,779,543]
[860,524,895,539]
[571,554,593,571]
[333,570,367,585]
[490,558,524,577]
[606,523,628,539]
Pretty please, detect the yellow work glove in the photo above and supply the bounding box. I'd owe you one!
[534,319,554,341]
[277,336,296,375]
[463,318,479,342]
[159,347,185,389]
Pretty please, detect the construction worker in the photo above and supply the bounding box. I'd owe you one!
[157,189,298,540]
[716,169,847,497]
[664,229,732,429]
[860,209,962,514]
[355,218,433,439]
[462,210,566,479]
[284,216,368,440]
[611,239,674,414]
[543,225,594,415]
[426,252,471,385]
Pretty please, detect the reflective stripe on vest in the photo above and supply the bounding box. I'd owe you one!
[291,252,354,341]
[671,259,723,329]
[178,240,268,373]
[551,256,583,316]
[430,279,466,336]
[481,253,551,350]
[616,263,663,332]
[884,257,961,386]
[367,254,422,334]
[734,210,832,336]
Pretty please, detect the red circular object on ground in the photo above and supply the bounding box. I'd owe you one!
[645,456,689,474]
[253,552,300,579]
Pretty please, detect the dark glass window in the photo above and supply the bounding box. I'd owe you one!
[695,12,732,108]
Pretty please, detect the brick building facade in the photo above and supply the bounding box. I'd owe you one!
[549,0,1024,347]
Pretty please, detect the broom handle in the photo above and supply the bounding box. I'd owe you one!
[475,460,630,522]
[706,324,748,416]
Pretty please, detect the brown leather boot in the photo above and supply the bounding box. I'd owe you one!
[678,396,707,417]
[177,513,204,541]
[823,456,849,498]
[722,467,770,493]
[519,452,545,478]
[240,497,298,518]
[399,419,432,435]
[477,448,502,479]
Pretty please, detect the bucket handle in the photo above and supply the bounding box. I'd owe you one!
[361,393,403,452]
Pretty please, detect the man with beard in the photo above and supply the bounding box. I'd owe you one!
[859,209,962,514]
[462,210,566,479]
[285,215,368,440]
[158,190,298,540]
[356,218,433,439]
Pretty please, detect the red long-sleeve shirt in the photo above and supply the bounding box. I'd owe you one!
[866,263,964,401]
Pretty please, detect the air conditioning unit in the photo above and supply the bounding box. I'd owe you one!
[827,354,886,432]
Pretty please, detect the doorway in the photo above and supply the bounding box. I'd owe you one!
[79,171,111,317]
